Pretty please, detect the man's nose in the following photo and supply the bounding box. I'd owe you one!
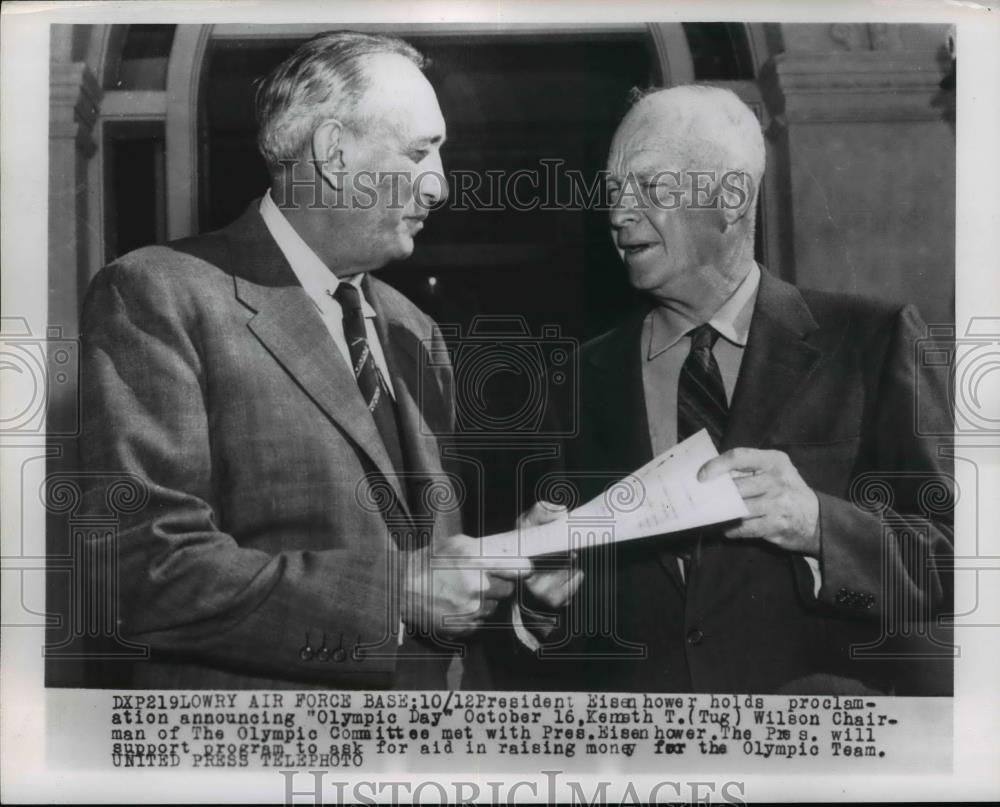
[609,193,639,228]
[416,152,448,208]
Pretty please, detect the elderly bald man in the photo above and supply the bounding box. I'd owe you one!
[511,85,953,695]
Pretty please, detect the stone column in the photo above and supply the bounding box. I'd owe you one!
[762,25,954,325]
[47,59,102,686]
[49,61,101,341]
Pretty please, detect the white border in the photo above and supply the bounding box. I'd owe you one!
[2,1,999,802]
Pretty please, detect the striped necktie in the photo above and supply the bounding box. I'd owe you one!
[675,323,729,576]
[333,282,407,477]
[677,323,729,448]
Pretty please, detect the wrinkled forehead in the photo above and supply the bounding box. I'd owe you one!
[607,135,684,180]
[606,107,688,178]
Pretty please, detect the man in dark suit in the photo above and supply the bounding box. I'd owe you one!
[79,32,533,689]
[511,85,953,695]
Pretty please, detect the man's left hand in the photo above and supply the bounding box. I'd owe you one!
[698,448,820,557]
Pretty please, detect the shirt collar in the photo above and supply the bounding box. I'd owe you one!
[647,261,760,360]
[259,190,373,316]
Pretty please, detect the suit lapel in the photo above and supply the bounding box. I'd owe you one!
[586,309,685,592]
[225,203,413,520]
[365,277,449,529]
[723,270,822,451]
[592,272,823,591]
[584,308,653,471]
[693,272,823,612]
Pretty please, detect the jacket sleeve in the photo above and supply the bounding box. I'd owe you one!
[80,260,401,686]
[795,304,953,625]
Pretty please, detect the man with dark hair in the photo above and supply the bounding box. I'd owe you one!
[79,31,535,689]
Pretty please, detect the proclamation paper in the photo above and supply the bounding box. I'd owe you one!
[480,429,750,559]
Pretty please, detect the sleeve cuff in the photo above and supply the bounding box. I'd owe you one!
[804,555,822,597]
[511,601,561,651]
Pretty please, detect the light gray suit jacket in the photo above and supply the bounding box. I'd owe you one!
[80,202,462,689]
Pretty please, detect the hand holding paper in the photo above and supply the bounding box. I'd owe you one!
[481,429,750,559]
[698,445,821,556]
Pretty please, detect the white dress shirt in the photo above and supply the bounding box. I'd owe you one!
[259,190,395,399]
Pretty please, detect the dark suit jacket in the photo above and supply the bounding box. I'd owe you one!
[508,270,953,695]
[79,202,462,689]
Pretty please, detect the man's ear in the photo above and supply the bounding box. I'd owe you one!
[311,119,347,189]
[720,171,756,231]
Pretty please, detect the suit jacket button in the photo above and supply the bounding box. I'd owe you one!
[332,648,347,663]
[686,628,704,646]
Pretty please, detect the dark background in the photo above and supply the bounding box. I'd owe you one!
[111,26,761,342]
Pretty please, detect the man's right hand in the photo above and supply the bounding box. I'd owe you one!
[518,501,584,611]
[401,533,530,638]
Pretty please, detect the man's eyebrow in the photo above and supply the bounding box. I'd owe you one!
[607,170,653,185]
[410,134,446,147]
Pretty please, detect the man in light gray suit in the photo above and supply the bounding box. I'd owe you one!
[80,32,538,689]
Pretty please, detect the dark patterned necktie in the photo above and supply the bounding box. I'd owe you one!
[677,323,729,448]
[675,324,729,577]
[333,283,406,476]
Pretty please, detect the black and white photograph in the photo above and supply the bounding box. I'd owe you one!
[1,1,998,803]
